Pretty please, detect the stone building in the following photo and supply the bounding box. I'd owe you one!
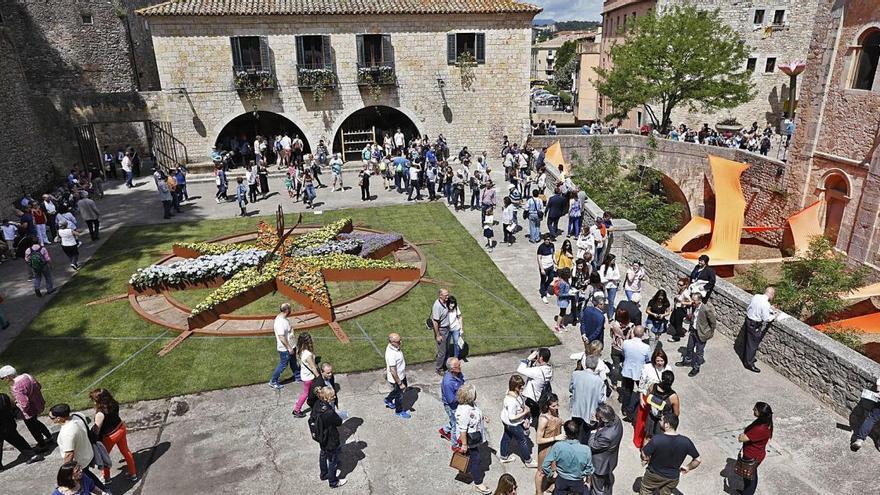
[530,31,593,82]
[787,0,880,278]
[138,0,540,162]
[572,33,602,124]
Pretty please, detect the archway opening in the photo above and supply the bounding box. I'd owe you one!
[823,174,849,245]
[216,111,311,166]
[333,105,420,162]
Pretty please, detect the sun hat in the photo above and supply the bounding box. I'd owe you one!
[0,365,16,379]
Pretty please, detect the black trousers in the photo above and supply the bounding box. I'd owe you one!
[670,307,688,337]
[24,416,52,445]
[361,183,370,201]
[0,426,32,465]
[743,318,766,367]
[86,219,100,240]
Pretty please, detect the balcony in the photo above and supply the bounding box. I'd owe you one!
[356,63,397,86]
[296,63,337,89]
[232,66,276,91]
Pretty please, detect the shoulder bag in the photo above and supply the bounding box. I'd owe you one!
[734,448,757,480]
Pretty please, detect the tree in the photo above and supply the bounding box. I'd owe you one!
[552,40,578,89]
[774,236,868,323]
[594,5,755,131]
[570,138,684,242]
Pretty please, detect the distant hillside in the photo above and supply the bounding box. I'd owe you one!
[533,19,556,26]
[554,20,601,31]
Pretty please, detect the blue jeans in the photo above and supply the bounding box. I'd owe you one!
[33,268,53,292]
[528,214,541,242]
[646,316,668,335]
[547,216,561,237]
[385,377,407,413]
[567,216,582,237]
[451,328,462,358]
[500,423,531,462]
[319,447,340,486]
[606,287,618,319]
[270,351,300,384]
[125,171,133,187]
[443,404,460,447]
[857,404,880,440]
[467,445,484,485]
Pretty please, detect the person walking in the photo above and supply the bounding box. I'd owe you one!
[598,255,620,320]
[447,296,465,359]
[302,170,317,208]
[688,255,716,301]
[481,180,496,224]
[554,268,572,331]
[121,151,134,188]
[358,164,371,201]
[588,404,623,495]
[633,349,673,445]
[214,165,228,203]
[77,193,101,241]
[307,362,338,410]
[743,287,778,373]
[311,386,347,488]
[384,333,410,419]
[24,241,55,297]
[89,388,138,483]
[292,332,319,418]
[638,414,701,495]
[579,293,607,347]
[736,402,773,495]
[57,221,83,271]
[157,174,174,219]
[517,348,553,427]
[537,234,556,304]
[545,188,566,239]
[329,153,343,191]
[235,176,248,217]
[431,289,451,375]
[526,190,544,243]
[623,261,646,303]
[269,303,300,389]
[541,419,595,494]
[0,392,44,468]
[534,393,564,495]
[676,294,717,377]
[52,461,111,495]
[49,404,107,490]
[621,326,650,421]
[499,375,536,467]
[501,196,517,247]
[567,192,582,238]
[851,376,880,451]
[454,383,492,494]
[257,162,269,199]
[570,354,607,444]
[439,357,465,448]
[0,366,53,450]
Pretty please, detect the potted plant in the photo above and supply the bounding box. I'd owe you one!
[456,52,477,90]
[234,70,276,103]
[715,117,743,137]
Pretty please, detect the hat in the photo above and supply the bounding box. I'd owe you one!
[0,365,16,378]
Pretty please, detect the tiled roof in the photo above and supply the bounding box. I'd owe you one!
[137,0,542,17]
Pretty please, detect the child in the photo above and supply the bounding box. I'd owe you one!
[482,207,495,252]
[284,173,295,199]
[235,177,248,217]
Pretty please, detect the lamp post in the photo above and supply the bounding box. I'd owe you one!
[778,61,806,120]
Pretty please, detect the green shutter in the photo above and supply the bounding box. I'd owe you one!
[321,35,332,69]
[475,33,485,64]
[258,36,270,71]
[381,34,393,67]
[356,34,365,67]
[447,33,456,65]
[230,37,242,69]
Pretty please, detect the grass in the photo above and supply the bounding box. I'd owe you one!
[1,203,556,409]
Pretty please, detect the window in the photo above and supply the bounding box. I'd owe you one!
[230,36,270,72]
[81,14,93,25]
[765,57,776,73]
[746,57,757,72]
[773,10,785,25]
[853,31,880,90]
[356,34,393,68]
[446,32,486,64]
[753,9,765,25]
[296,35,332,69]
[623,14,627,28]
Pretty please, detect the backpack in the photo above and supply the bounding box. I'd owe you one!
[552,278,561,296]
[28,248,46,272]
[308,407,326,444]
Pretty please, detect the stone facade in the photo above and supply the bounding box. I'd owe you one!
[618,228,880,417]
[572,35,601,123]
[144,13,535,162]
[787,0,880,279]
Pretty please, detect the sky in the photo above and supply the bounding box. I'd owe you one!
[532,0,603,22]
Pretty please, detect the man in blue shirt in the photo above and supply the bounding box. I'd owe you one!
[439,357,464,448]
[580,293,607,345]
[392,154,409,193]
[546,187,567,239]
[542,419,595,493]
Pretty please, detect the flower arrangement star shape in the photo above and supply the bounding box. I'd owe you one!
[129,208,419,330]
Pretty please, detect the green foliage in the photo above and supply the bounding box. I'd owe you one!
[739,263,772,294]
[774,236,868,322]
[552,41,578,89]
[536,30,552,43]
[553,20,601,31]
[593,6,755,131]
[570,139,684,242]
[558,91,573,106]
[824,325,865,354]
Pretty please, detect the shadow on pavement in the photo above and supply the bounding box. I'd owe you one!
[107,440,172,494]
[401,386,420,412]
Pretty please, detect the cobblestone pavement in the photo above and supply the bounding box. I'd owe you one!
[1,170,876,494]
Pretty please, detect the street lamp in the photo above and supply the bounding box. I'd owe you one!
[778,61,806,120]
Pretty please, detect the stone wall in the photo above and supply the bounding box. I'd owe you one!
[618,228,880,417]
[146,13,534,162]
[530,134,791,245]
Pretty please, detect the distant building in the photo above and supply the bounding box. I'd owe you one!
[530,31,594,82]
[572,32,602,124]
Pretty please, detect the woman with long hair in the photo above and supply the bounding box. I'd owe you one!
[554,239,574,272]
[292,332,319,418]
[641,370,680,443]
[553,267,572,332]
[609,307,632,378]
[495,473,518,495]
[737,402,773,495]
[534,393,563,495]
[499,375,535,468]
[645,289,672,345]
[599,254,620,319]
[52,461,108,495]
[447,295,464,359]
[633,349,673,445]
[88,388,138,482]
[669,277,692,342]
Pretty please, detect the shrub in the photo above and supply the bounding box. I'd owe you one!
[823,325,865,355]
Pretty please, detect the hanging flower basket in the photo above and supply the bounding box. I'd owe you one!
[233,70,276,103]
[297,67,338,102]
[456,52,477,90]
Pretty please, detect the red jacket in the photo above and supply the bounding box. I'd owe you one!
[12,374,46,419]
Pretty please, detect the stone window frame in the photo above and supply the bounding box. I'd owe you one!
[81,13,93,25]
[746,57,757,73]
[752,8,765,26]
[446,32,486,65]
[763,56,777,74]
[845,26,880,92]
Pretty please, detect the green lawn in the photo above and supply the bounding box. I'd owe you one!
[1,203,556,409]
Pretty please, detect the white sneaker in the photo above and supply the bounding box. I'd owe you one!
[499,455,514,463]
[541,296,548,304]
[852,439,864,451]
[523,459,538,468]
[331,478,347,488]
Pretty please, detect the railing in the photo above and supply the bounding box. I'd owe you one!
[356,63,396,86]
[296,63,337,88]
[232,66,276,90]
[149,121,189,172]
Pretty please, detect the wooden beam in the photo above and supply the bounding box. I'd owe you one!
[327,321,350,344]
[158,330,193,356]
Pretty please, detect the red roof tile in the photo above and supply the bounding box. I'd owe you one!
[138,0,542,17]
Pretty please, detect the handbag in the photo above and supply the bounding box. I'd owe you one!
[734,451,757,480]
[449,450,469,472]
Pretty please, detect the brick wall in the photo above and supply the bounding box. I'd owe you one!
[145,13,534,162]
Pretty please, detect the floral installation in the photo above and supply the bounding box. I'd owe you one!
[129,248,268,291]
[290,239,362,257]
[297,67,337,102]
[192,260,280,316]
[338,232,403,258]
[175,241,244,256]
[357,65,396,101]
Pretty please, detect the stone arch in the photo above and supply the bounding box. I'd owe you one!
[819,170,852,245]
[659,174,692,225]
[848,26,880,90]
[213,109,315,156]
[329,105,423,161]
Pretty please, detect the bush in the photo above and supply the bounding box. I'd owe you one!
[570,139,684,242]
[738,263,771,294]
[558,91,573,106]
[823,325,865,354]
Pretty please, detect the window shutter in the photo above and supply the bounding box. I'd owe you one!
[356,34,365,67]
[447,33,456,65]
[475,33,485,64]
[381,34,393,67]
[321,35,332,69]
[230,37,242,69]
[258,36,270,71]
[295,36,304,66]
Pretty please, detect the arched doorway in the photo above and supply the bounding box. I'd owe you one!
[216,111,311,165]
[332,106,420,162]
[823,173,849,245]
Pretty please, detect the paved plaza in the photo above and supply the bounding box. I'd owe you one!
[1,171,877,494]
